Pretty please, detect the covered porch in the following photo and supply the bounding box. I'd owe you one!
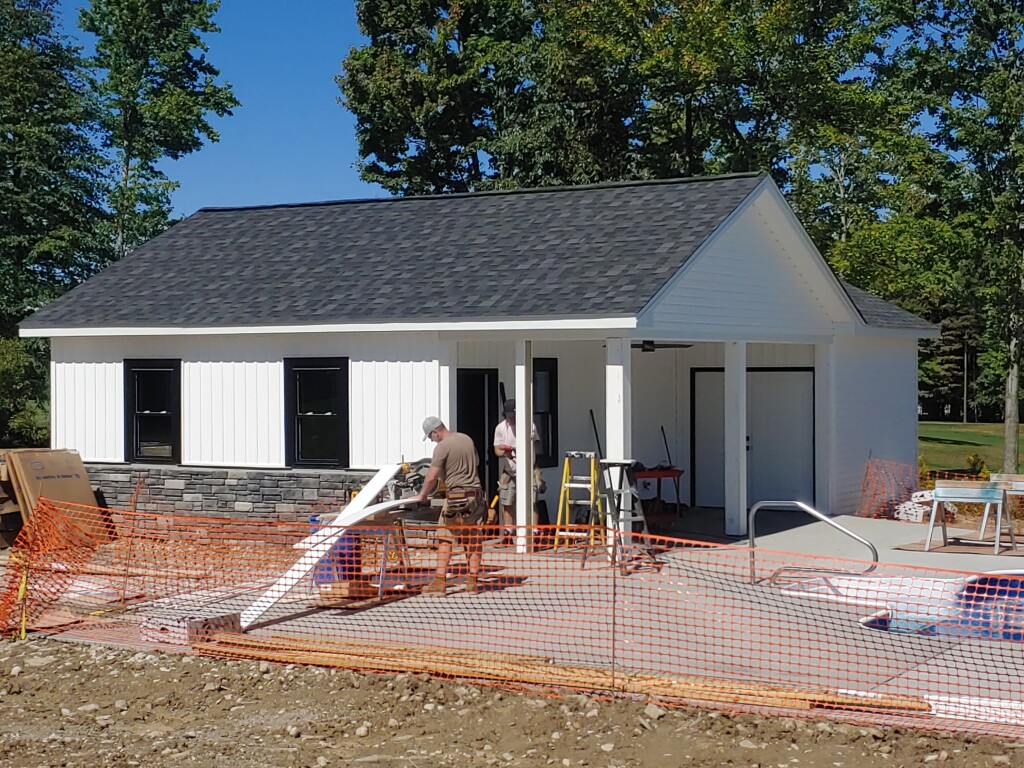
[446,334,836,543]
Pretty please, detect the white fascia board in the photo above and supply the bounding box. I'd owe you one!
[20,316,638,339]
[848,323,940,340]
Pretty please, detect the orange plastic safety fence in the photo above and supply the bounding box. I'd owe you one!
[857,459,988,520]
[3,497,1024,739]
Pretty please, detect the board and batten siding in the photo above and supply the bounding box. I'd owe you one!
[829,335,919,514]
[50,334,447,468]
[50,342,123,463]
[638,189,845,340]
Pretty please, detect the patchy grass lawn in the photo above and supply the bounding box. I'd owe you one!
[918,421,1024,474]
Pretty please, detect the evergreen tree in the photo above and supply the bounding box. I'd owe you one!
[0,0,107,446]
[1,0,106,337]
[79,0,239,258]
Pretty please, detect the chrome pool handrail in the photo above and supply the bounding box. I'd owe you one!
[748,500,879,584]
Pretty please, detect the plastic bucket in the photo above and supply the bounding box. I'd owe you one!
[310,515,362,585]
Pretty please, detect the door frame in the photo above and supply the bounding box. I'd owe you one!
[689,366,816,506]
[456,367,501,499]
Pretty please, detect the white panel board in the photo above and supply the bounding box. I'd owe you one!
[51,339,124,462]
[240,464,402,629]
[693,371,726,507]
[50,333,446,469]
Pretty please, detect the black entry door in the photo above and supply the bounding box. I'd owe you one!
[456,368,500,499]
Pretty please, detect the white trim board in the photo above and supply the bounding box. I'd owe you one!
[21,316,638,338]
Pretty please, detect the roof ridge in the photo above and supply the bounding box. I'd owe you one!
[197,172,766,214]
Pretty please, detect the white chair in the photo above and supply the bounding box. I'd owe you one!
[927,481,1015,555]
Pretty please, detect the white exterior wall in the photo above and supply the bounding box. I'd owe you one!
[672,343,815,506]
[830,335,919,514]
[50,339,123,463]
[51,334,447,468]
[638,189,847,340]
[52,330,914,515]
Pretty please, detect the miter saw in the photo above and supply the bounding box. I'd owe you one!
[385,458,440,503]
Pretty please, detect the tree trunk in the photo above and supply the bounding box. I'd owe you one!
[962,341,968,424]
[684,96,694,176]
[1004,331,1021,474]
[115,156,130,261]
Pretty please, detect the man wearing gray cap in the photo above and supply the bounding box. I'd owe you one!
[415,416,485,595]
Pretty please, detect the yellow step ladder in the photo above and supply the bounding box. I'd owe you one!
[554,451,606,550]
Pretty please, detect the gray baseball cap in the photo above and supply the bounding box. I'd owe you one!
[422,416,444,440]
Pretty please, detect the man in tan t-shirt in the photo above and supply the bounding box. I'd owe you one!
[415,416,484,595]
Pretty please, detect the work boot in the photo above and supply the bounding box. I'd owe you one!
[422,578,447,596]
[465,575,479,594]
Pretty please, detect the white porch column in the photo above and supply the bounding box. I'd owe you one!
[724,341,747,536]
[605,338,632,460]
[606,338,633,534]
[514,340,534,551]
[814,341,834,514]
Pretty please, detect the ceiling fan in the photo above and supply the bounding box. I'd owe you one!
[630,340,693,352]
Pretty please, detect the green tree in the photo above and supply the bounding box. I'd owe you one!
[887,0,1024,471]
[79,0,239,258]
[338,0,536,195]
[0,338,48,446]
[1,0,108,447]
[487,0,645,187]
[1,0,107,338]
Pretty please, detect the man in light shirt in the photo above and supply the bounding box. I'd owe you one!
[493,399,539,546]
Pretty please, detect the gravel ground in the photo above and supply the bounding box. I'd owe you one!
[0,638,1021,767]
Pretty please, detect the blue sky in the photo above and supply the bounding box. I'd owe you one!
[58,1,382,216]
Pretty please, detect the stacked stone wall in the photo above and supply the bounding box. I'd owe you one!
[86,464,375,521]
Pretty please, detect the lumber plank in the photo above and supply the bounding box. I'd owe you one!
[196,632,932,716]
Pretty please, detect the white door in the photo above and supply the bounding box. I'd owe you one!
[746,371,814,504]
[693,370,814,508]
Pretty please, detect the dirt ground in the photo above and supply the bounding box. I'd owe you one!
[0,638,1020,768]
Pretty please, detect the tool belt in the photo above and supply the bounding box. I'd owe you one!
[443,487,482,518]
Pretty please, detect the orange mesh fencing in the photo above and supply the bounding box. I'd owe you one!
[3,497,1024,740]
[857,459,989,520]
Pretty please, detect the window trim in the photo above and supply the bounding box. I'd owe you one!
[124,359,181,464]
[533,357,558,468]
[284,357,350,469]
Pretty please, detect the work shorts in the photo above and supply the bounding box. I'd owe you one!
[436,490,485,544]
[498,473,516,507]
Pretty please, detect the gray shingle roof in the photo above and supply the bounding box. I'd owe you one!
[21,174,766,329]
[840,281,937,331]
[20,172,930,333]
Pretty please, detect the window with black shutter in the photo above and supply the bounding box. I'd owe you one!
[533,358,558,468]
[284,357,349,468]
[125,360,181,463]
